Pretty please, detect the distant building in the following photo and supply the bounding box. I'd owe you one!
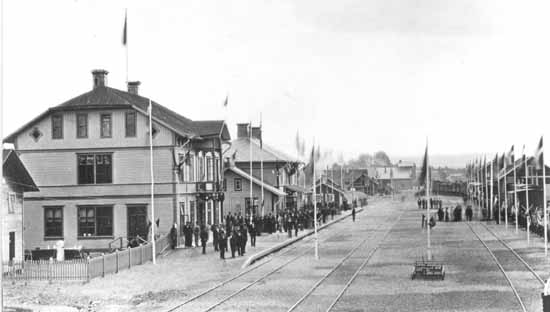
[223,123,303,216]
[2,149,39,262]
[370,161,416,192]
[4,70,230,252]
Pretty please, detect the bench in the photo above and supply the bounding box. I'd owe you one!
[412,260,445,280]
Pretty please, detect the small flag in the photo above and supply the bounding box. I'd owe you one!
[505,145,514,167]
[535,136,544,170]
[223,95,228,107]
[122,10,127,46]
[418,144,429,186]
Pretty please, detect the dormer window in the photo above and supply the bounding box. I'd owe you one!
[51,115,63,139]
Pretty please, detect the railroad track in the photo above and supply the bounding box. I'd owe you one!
[165,214,373,312]
[286,213,403,312]
[467,222,545,312]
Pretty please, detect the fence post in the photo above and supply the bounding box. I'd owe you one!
[115,249,119,274]
[128,247,131,269]
[86,256,91,283]
[101,253,105,278]
[48,257,53,284]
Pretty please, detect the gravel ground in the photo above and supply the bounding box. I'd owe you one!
[6,195,549,312]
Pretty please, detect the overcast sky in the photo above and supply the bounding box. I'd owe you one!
[3,0,550,164]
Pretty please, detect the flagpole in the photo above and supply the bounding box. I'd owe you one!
[313,141,319,260]
[260,114,264,217]
[514,148,518,233]
[497,157,501,226]
[148,99,156,264]
[426,140,431,261]
[488,161,500,224]
[0,0,4,306]
[124,9,128,83]
[249,122,253,216]
[504,155,508,229]
[543,136,547,257]
[525,145,530,245]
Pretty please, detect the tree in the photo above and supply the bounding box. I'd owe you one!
[374,151,391,166]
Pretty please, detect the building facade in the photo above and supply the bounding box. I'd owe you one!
[4,70,230,252]
[223,124,302,216]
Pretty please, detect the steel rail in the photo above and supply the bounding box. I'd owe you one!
[324,214,403,312]
[467,222,527,312]
[201,246,314,312]
[285,224,384,312]
[479,222,544,285]
[164,232,317,312]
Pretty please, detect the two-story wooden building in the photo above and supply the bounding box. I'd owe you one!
[223,124,303,216]
[4,70,230,252]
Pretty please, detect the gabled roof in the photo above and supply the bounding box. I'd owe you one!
[225,166,286,196]
[3,150,39,192]
[4,86,230,142]
[314,178,345,194]
[228,137,299,163]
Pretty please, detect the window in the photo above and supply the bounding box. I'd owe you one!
[44,206,63,238]
[190,201,195,225]
[198,156,204,181]
[234,178,242,191]
[223,178,227,191]
[78,153,113,184]
[188,156,195,182]
[178,153,185,182]
[215,158,220,181]
[51,115,63,139]
[76,113,88,138]
[125,111,137,137]
[78,205,113,237]
[207,201,212,225]
[100,114,112,138]
[7,192,16,214]
[206,157,213,181]
[245,197,258,215]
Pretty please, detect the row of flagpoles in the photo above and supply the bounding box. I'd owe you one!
[465,136,546,255]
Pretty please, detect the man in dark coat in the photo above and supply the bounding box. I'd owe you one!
[200,224,209,254]
[184,222,193,247]
[249,222,256,247]
[169,223,178,249]
[437,207,444,222]
[218,229,227,259]
[230,227,240,258]
[211,224,219,252]
[352,207,356,222]
[466,205,473,221]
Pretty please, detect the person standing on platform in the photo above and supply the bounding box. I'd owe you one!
[170,223,178,250]
[200,224,209,254]
[352,206,356,222]
[219,228,227,259]
[249,222,256,248]
[230,227,239,258]
[240,225,248,255]
[211,224,219,252]
[193,222,200,247]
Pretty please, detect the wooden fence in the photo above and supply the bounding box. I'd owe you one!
[4,234,170,283]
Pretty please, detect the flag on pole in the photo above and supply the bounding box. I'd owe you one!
[535,136,544,170]
[122,10,128,46]
[505,145,515,167]
[223,95,228,107]
[418,144,429,186]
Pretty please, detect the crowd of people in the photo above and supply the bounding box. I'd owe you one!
[417,196,474,227]
[168,202,349,260]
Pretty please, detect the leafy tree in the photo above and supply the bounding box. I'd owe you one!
[374,151,391,166]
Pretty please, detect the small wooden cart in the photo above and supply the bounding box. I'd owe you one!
[412,259,445,280]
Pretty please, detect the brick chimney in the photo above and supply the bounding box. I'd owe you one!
[251,127,261,141]
[127,81,141,95]
[237,123,250,138]
[92,69,108,89]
